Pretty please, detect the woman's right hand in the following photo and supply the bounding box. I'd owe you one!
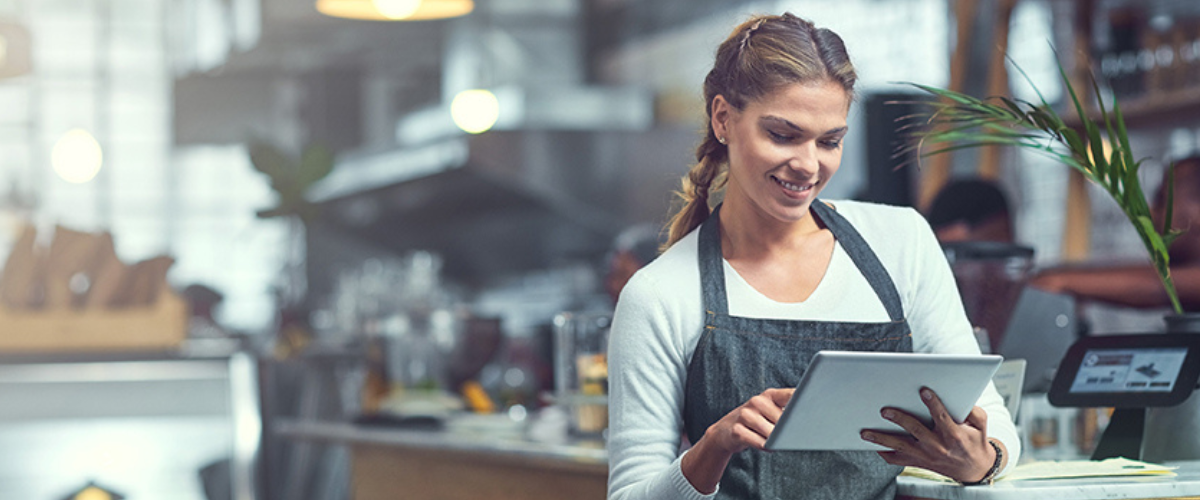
[683,388,794,492]
[704,387,795,454]
[682,388,794,494]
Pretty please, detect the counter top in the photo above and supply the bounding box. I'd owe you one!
[279,420,1200,500]
[897,460,1200,500]
[274,417,607,471]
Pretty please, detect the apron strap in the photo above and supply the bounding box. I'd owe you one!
[811,201,906,322]
[698,204,729,316]
[698,201,906,321]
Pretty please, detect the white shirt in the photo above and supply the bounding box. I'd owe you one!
[606,200,1020,500]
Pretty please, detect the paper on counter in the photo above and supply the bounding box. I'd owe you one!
[901,457,1177,483]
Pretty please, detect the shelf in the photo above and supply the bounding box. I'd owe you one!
[1065,85,1200,129]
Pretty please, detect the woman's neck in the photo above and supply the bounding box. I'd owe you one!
[718,198,825,261]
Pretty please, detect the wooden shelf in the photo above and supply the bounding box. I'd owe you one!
[1065,85,1200,129]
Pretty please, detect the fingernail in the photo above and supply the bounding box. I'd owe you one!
[861,431,874,441]
[921,389,932,400]
[882,410,896,420]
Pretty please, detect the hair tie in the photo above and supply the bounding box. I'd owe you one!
[738,18,767,55]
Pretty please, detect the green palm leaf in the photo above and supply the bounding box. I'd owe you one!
[900,57,1184,314]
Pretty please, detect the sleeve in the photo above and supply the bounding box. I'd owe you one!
[901,208,1023,476]
[607,274,716,500]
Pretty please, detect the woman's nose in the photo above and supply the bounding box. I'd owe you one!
[786,141,820,175]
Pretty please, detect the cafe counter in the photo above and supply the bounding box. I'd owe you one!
[276,418,607,500]
[278,419,1200,500]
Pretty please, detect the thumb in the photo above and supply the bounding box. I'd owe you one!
[768,388,795,407]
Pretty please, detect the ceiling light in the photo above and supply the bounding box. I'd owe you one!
[451,89,499,134]
[316,0,473,21]
[51,129,103,184]
[372,0,420,19]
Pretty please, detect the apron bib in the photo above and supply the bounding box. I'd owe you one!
[683,201,913,500]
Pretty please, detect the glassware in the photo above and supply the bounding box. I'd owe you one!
[553,311,610,437]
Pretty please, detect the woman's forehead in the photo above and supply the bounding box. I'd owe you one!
[741,80,851,124]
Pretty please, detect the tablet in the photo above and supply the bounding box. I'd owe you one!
[763,351,1003,451]
[1047,333,1200,408]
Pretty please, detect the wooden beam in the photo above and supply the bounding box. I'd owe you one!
[1063,0,1095,261]
[978,0,1017,181]
[920,0,978,210]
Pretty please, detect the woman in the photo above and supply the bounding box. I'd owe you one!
[607,13,1020,500]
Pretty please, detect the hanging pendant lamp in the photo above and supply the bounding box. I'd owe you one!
[316,0,473,21]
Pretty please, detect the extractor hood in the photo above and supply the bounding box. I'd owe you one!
[306,116,693,285]
[303,0,676,284]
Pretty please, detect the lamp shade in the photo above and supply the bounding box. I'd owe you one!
[316,0,473,21]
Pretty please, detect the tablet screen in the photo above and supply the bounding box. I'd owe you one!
[1069,347,1188,394]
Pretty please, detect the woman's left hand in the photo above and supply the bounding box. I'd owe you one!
[860,387,999,483]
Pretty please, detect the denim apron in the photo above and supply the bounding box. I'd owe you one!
[683,202,913,500]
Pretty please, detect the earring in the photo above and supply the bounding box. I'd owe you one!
[717,136,727,145]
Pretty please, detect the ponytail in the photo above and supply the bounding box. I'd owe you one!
[663,133,727,249]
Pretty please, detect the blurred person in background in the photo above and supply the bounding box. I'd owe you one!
[1031,155,1200,312]
[922,179,1027,352]
[606,13,1017,500]
[925,178,1015,244]
[604,224,664,304]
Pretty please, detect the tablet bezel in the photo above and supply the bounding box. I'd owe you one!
[1047,333,1200,408]
[762,351,1003,452]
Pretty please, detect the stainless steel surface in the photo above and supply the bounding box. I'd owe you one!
[231,352,263,500]
[275,419,607,466]
[0,352,260,500]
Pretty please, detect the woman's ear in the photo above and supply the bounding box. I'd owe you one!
[711,95,731,141]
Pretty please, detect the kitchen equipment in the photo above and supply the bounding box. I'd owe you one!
[553,311,610,437]
[942,241,1034,353]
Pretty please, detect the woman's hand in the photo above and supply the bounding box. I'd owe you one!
[705,387,794,454]
[682,388,794,494]
[859,387,1002,483]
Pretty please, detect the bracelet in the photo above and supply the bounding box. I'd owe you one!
[960,440,1003,486]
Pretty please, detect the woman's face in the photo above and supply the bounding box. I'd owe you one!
[712,79,850,225]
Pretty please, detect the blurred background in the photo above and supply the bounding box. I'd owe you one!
[0,0,1198,498]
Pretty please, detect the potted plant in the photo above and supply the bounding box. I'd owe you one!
[248,139,334,309]
[901,58,1198,461]
[901,61,1187,320]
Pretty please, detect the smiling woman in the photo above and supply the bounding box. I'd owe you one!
[606,12,1020,500]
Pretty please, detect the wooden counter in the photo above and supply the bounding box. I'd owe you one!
[276,419,607,500]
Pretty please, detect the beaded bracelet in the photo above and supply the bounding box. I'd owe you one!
[960,440,1003,486]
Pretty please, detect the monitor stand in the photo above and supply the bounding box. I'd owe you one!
[1090,408,1144,460]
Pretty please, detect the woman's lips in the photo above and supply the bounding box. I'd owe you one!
[772,175,817,195]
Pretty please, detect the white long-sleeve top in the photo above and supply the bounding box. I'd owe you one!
[606,200,1020,500]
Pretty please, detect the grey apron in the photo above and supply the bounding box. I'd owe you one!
[683,201,913,500]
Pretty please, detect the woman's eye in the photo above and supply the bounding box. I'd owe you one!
[768,130,793,142]
[820,138,843,149]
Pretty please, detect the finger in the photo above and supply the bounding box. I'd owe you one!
[862,430,922,457]
[733,423,769,450]
[965,406,988,432]
[877,450,920,467]
[881,407,936,443]
[736,406,777,439]
[920,387,957,429]
[747,394,785,424]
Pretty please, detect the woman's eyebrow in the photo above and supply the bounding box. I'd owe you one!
[759,116,847,135]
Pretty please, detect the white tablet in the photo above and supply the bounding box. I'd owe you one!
[763,351,1003,451]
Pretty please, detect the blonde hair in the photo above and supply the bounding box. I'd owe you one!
[663,13,858,248]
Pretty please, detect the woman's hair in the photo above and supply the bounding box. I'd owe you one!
[662,13,858,249]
